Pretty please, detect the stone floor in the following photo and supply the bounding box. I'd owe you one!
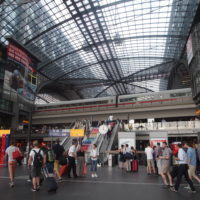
[0,165,199,200]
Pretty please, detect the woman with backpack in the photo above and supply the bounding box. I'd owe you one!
[28,140,46,192]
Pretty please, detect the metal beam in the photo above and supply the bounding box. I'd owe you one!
[38,35,180,72]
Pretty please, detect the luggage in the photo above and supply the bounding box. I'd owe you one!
[42,168,58,193]
[131,160,138,172]
[59,164,69,177]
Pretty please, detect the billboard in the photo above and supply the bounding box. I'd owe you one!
[4,42,38,101]
[186,34,193,65]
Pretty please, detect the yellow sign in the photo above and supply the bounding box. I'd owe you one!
[70,129,84,137]
[0,130,11,137]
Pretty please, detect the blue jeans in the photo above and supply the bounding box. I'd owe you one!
[91,160,97,172]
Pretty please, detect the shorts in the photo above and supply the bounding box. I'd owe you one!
[160,165,170,174]
[31,167,42,178]
[147,159,155,168]
[188,165,196,177]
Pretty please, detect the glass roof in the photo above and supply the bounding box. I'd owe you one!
[0,0,199,99]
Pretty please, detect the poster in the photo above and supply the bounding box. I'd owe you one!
[149,132,168,147]
[118,132,136,149]
[70,129,84,137]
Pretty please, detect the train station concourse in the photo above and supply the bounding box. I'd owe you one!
[1,0,200,199]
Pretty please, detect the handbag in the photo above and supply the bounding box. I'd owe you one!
[13,149,21,159]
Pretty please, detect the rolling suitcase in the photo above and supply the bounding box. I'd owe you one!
[131,160,138,172]
[43,168,58,193]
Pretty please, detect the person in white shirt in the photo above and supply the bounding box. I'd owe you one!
[90,144,99,178]
[5,141,21,188]
[68,139,78,178]
[171,143,196,193]
[145,143,156,175]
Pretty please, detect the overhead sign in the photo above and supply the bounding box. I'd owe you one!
[49,129,70,137]
[0,130,11,137]
[70,129,84,138]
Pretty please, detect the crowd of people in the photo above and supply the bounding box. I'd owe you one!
[4,139,200,194]
[5,139,99,192]
[144,141,200,193]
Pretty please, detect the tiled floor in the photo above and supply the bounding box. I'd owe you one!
[0,165,199,200]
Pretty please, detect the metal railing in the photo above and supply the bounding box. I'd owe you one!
[123,120,200,131]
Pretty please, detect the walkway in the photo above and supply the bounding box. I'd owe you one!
[0,166,199,200]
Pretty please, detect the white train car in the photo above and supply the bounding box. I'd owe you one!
[34,88,193,116]
[118,88,192,109]
[34,96,116,115]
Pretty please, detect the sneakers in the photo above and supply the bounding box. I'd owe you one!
[9,182,14,188]
[94,173,98,178]
[170,187,178,193]
[184,185,190,190]
[91,174,95,178]
[188,190,196,194]
[31,188,37,192]
[27,179,31,183]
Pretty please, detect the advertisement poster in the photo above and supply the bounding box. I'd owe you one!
[4,42,37,101]
[118,132,136,149]
[149,132,168,147]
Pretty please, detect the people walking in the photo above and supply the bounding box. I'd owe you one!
[145,143,156,175]
[28,140,46,192]
[155,143,162,175]
[159,142,173,189]
[5,140,22,188]
[170,143,196,193]
[53,139,64,181]
[68,140,78,178]
[76,145,85,177]
[90,144,99,178]
[46,143,55,174]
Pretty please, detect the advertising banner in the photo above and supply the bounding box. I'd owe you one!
[49,129,70,137]
[0,129,10,137]
[149,132,168,147]
[70,129,84,138]
[118,132,136,149]
[4,42,37,101]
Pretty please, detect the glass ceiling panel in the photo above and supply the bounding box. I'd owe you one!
[0,0,199,98]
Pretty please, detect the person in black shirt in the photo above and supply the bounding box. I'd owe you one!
[53,139,64,181]
[76,145,85,177]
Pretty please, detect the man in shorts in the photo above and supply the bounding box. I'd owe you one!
[159,142,173,189]
[145,143,156,175]
[185,142,200,184]
[28,141,46,192]
[5,141,21,188]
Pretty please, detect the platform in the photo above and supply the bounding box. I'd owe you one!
[0,166,199,200]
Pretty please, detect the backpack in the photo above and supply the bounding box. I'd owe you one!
[47,149,55,163]
[33,149,43,168]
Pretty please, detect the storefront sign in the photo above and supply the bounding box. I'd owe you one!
[49,129,70,137]
[0,129,10,137]
[70,129,84,137]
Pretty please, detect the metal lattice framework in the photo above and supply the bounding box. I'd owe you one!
[0,0,199,101]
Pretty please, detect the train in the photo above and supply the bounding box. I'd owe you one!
[34,88,193,115]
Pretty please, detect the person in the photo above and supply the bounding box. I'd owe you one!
[118,145,126,169]
[28,140,46,192]
[159,142,173,189]
[5,141,22,187]
[145,143,156,175]
[155,143,162,175]
[90,144,99,178]
[153,146,158,175]
[68,139,78,178]
[125,144,132,172]
[76,145,85,177]
[170,143,196,193]
[185,142,200,184]
[46,143,55,174]
[53,139,64,181]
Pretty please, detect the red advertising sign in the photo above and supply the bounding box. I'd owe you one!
[7,43,35,72]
